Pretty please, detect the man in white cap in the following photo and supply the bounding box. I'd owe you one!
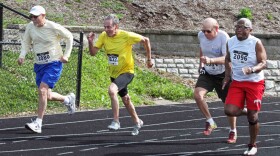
[18,5,75,133]
[223,18,267,155]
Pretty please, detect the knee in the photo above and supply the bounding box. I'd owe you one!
[38,87,48,97]
[108,88,117,97]
[248,119,259,125]
[247,114,259,125]
[224,109,233,116]
[194,91,203,102]
[122,94,131,106]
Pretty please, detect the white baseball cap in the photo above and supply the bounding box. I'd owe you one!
[29,5,46,16]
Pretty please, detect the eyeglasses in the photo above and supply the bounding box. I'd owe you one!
[235,25,250,30]
[202,29,212,34]
[29,15,39,19]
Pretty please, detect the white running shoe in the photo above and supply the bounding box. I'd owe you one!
[108,120,120,130]
[131,119,144,136]
[244,144,257,155]
[66,93,76,115]
[25,120,42,133]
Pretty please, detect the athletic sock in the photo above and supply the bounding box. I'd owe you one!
[230,128,237,133]
[36,118,42,126]
[206,118,215,125]
[63,96,70,105]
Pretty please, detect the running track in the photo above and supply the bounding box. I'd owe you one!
[0,97,279,156]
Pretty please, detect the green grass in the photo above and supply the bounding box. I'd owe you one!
[237,7,253,20]
[0,49,194,116]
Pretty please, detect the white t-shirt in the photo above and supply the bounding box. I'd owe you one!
[20,20,73,64]
[227,35,264,82]
[198,30,229,75]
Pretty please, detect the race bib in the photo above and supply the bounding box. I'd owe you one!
[108,54,119,65]
[36,51,50,63]
[205,63,222,71]
[233,50,248,63]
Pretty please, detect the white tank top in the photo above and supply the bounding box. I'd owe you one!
[198,30,229,75]
[227,35,264,82]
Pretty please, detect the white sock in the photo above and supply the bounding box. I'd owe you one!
[63,96,70,105]
[206,118,215,125]
[36,118,42,126]
[230,128,237,133]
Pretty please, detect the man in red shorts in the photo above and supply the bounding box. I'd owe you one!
[223,18,267,155]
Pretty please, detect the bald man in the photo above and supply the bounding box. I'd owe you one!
[194,18,242,143]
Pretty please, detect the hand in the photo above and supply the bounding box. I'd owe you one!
[200,56,211,64]
[18,58,25,65]
[87,32,95,42]
[60,56,69,63]
[242,66,253,75]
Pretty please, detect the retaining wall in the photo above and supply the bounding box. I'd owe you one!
[2,25,280,96]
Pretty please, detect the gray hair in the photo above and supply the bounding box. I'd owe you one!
[238,18,252,29]
[104,14,120,25]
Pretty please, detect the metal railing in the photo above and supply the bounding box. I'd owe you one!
[0,3,83,107]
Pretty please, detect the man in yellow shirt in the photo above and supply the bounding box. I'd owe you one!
[18,5,75,133]
[87,14,153,135]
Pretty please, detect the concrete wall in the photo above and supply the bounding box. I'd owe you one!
[2,25,280,96]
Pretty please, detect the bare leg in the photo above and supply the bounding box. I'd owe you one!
[122,94,139,124]
[37,82,68,119]
[228,116,236,130]
[108,83,120,122]
[194,87,212,119]
[37,83,49,119]
[247,110,259,145]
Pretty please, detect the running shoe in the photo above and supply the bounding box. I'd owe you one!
[108,120,120,130]
[244,144,257,155]
[203,122,217,136]
[227,131,237,144]
[66,93,76,115]
[131,119,144,136]
[25,119,42,133]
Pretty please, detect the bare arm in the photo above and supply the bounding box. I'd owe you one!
[87,32,99,56]
[141,36,153,68]
[252,40,267,73]
[200,49,225,65]
[222,43,232,89]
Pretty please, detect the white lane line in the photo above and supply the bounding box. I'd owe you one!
[144,139,158,142]
[12,140,28,143]
[162,136,176,139]
[265,139,275,141]
[80,147,98,151]
[57,151,74,155]
[217,146,229,150]
[1,119,278,143]
[1,101,279,132]
[0,109,199,131]
[0,133,278,154]
[143,145,280,156]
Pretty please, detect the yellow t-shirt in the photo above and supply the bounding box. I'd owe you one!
[95,30,142,78]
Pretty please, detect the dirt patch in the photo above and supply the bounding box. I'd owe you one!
[3,0,280,33]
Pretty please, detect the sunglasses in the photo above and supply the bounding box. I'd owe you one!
[202,29,212,34]
[29,15,39,19]
[235,25,250,30]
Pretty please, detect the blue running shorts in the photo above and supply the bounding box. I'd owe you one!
[34,61,63,89]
